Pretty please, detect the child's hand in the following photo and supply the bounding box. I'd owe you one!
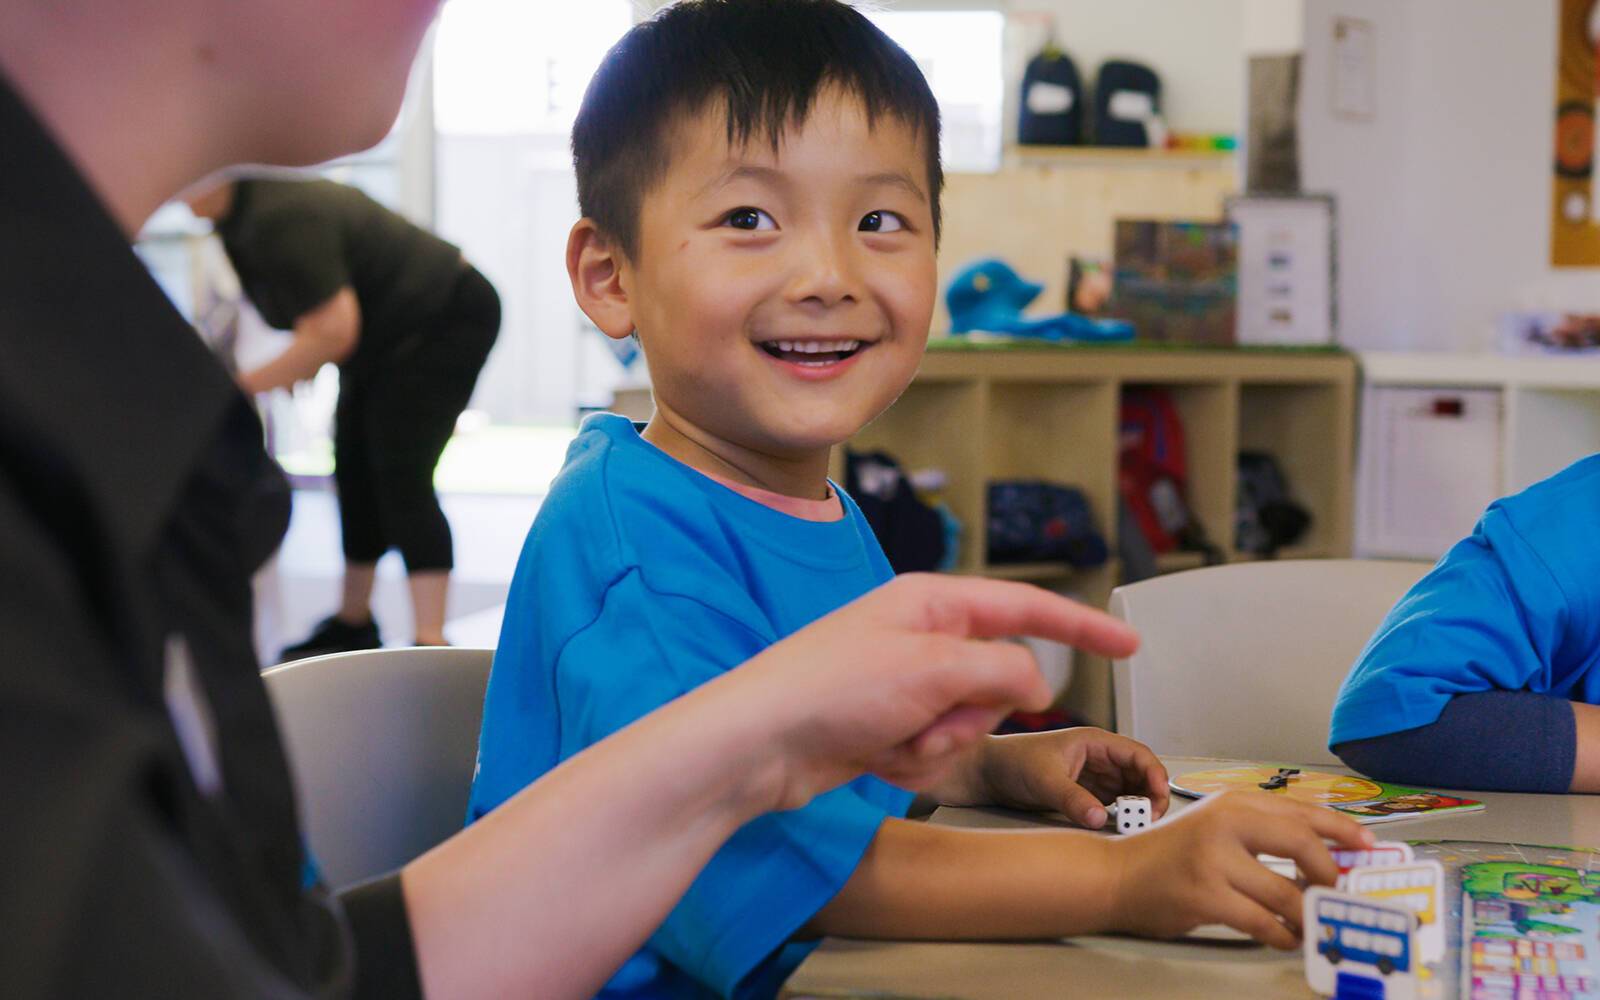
[740,574,1139,811]
[1104,790,1373,950]
[934,729,1169,830]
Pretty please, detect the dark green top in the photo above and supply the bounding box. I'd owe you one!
[216,178,464,373]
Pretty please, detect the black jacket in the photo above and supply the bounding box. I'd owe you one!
[0,74,420,999]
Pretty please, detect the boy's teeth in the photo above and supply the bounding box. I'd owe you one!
[762,339,865,360]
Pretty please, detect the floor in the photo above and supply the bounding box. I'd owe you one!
[255,488,543,664]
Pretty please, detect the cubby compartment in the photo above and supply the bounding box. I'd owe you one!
[1237,381,1353,560]
[1122,380,1237,562]
[982,379,1118,580]
[847,346,1357,730]
[848,377,985,573]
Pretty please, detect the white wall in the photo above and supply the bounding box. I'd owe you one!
[1241,0,1304,55]
[1301,0,1559,351]
[1007,0,1248,135]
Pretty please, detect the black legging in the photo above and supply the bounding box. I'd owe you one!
[333,265,500,572]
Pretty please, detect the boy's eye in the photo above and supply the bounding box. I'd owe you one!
[724,207,776,231]
[859,211,906,233]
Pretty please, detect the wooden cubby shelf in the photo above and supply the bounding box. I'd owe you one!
[843,343,1358,728]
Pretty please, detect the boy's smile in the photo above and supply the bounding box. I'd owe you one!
[573,86,937,499]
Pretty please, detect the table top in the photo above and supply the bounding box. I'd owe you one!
[782,757,1600,1000]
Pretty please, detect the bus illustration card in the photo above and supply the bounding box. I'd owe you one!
[1343,860,1446,964]
[1170,765,1484,825]
[1304,887,1419,1000]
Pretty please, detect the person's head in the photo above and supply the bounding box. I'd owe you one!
[191,1,440,167]
[0,0,440,232]
[566,0,943,466]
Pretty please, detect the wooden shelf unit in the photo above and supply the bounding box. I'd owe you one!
[843,345,1358,728]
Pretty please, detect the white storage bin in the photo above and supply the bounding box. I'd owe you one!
[1357,386,1502,560]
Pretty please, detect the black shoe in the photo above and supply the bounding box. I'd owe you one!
[278,615,382,663]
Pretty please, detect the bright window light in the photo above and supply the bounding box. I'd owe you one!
[434,0,632,136]
[866,10,1006,173]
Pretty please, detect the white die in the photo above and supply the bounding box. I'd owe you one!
[1113,795,1152,834]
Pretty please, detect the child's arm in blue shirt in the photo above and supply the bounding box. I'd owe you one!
[1329,486,1600,792]
[550,570,912,998]
[1334,690,1577,792]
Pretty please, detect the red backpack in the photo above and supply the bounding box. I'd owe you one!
[1118,388,1197,554]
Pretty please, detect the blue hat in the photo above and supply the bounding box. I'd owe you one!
[947,259,1044,334]
[946,258,1133,343]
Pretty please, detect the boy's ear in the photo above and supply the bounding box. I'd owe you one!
[566,219,635,341]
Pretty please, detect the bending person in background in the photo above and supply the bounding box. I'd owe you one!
[0,3,1157,998]
[187,175,499,658]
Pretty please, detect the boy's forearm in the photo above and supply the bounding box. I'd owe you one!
[804,818,1120,940]
[1572,701,1600,793]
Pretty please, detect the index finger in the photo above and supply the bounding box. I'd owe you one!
[907,576,1141,658]
[1137,751,1171,817]
[1288,806,1373,887]
[1109,743,1171,817]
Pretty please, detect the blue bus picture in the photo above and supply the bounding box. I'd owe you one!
[1315,896,1414,976]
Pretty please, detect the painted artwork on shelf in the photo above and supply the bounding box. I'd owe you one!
[1552,0,1600,267]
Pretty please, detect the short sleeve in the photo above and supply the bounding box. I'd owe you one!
[555,570,912,998]
[237,214,349,325]
[1329,506,1572,746]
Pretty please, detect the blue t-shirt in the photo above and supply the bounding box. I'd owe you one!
[468,414,914,999]
[1329,453,1600,747]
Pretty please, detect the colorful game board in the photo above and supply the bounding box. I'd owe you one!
[1407,841,1600,1000]
[1169,765,1485,824]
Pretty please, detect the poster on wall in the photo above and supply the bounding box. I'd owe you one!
[1226,195,1336,347]
[1553,0,1600,266]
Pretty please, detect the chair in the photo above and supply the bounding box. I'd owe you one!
[262,646,493,888]
[1109,559,1432,765]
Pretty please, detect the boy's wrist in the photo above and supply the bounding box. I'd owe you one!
[1096,835,1139,936]
[951,734,999,805]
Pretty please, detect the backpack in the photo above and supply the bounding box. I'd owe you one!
[844,449,947,574]
[986,481,1109,568]
[1094,60,1162,147]
[1236,451,1312,556]
[1118,388,1219,560]
[1018,49,1085,146]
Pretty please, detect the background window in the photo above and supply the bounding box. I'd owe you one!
[866,10,1006,174]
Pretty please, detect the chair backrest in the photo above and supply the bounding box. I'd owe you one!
[263,646,493,888]
[1109,559,1432,764]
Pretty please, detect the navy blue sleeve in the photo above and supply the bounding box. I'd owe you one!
[1334,690,1576,793]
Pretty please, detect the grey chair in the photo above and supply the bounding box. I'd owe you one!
[263,646,493,888]
[1109,559,1432,765]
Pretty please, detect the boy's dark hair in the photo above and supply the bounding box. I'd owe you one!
[573,0,943,260]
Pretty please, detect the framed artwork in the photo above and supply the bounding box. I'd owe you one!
[1552,0,1600,266]
[1226,194,1337,347]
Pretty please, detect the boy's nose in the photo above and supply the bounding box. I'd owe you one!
[785,233,860,308]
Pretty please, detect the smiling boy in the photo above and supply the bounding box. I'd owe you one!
[468,3,1368,998]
